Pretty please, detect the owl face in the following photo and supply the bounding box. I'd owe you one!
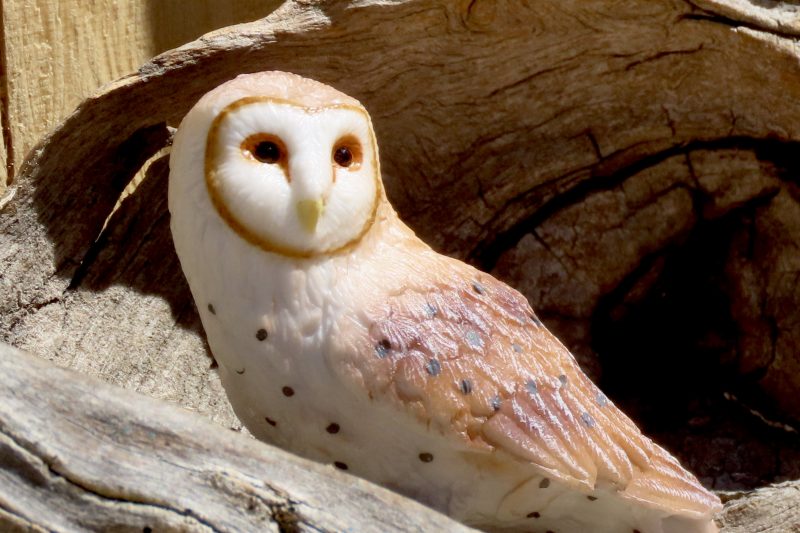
[203,96,380,258]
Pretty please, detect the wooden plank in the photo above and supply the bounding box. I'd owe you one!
[0,106,6,196]
[0,0,281,190]
[0,0,9,194]
[2,1,151,180]
[0,341,475,533]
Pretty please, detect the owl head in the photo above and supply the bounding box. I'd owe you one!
[169,71,382,258]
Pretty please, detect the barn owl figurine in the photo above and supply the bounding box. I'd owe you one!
[169,71,721,533]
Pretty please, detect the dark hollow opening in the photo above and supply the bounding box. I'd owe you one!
[591,208,800,490]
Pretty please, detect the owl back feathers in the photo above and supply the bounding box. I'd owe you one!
[333,216,721,530]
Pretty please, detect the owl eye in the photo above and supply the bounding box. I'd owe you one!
[241,134,288,168]
[332,135,363,170]
[254,141,280,164]
[333,147,352,167]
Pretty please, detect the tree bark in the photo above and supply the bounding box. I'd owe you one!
[0,0,799,529]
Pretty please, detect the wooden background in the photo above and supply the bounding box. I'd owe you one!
[0,0,283,194]
[1,0,799,530]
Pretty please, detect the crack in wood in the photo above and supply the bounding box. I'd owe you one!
[623,44,706,72]
[0,502,46,532]
[679,8,800,41]
[0,1,13,186]
[470,135,800,271]
[1,412,311,533]
[0,426,222,532]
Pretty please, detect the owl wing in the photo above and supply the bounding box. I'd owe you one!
[333,249,721,519]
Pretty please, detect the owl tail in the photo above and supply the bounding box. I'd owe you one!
[469,474,719,533]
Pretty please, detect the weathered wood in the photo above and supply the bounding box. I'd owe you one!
[1,0,799,527]
[1,0,151,193]
[717,483,800,532]
[0,0,284,193]
[0,342,475,532]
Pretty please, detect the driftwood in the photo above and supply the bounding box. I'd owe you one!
[0,342,474,532]
[0,0,799,530]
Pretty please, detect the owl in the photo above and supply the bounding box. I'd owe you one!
[168,71,721,533]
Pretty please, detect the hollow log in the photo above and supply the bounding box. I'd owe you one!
[0,0,799,529]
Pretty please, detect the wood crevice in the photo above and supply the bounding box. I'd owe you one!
[471,135,800,271]
[0,426,223,532]
[679,5,800,41]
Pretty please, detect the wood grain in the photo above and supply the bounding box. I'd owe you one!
[0,0,799,530]
[0,0,282,193]
[0,341,475,532]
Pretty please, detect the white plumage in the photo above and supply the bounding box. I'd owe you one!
[169,71,721,532]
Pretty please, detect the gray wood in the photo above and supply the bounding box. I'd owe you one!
[718,483,800,532]
[0,342,475,533]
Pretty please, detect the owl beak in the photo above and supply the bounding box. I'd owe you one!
[296,198,325,233]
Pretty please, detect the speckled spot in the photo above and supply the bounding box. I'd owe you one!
[465,330,482,348]
[596,392,608,407]
[472,280,486,294]
[426,358,442,377]
[539,478,550,489]
[326,423,340,434]
[418,452,434,463]
[265,417,277,427]
[282,386,295,397]
[235,368,245,375]
[459,379,473,395]
[424,302,437,318]
[491,395,502,411]
[256,328,268,341]
[207,303,216,315]
[334,461,348,470]
[526,380,538,395]
[375,339,391,359]
[526,512,540,519]
[558,374,568,386]
[512,343,523,353]
[581,411,596,428]
[587,495,598,501]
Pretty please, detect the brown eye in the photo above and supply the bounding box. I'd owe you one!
[333,146,352,167]
[332,135,362,171]
[254,141,280,164]
[241,134,288,174]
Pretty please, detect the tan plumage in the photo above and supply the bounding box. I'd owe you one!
[329,203,721,529]
[169,71,721,532]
